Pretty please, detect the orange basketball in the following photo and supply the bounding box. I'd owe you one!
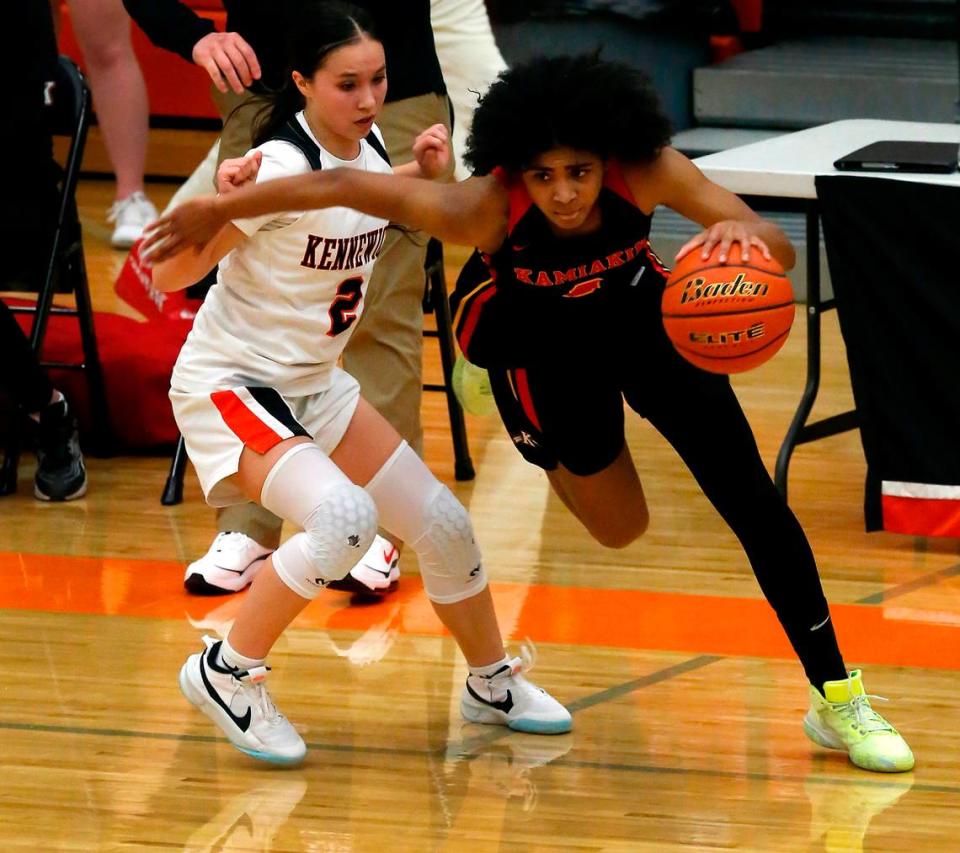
[661,242,794,374]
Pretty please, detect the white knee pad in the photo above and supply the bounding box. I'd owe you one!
[260,443,377,599]
[366,442,487,604]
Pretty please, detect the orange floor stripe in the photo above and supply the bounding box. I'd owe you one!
[2,550,958,669]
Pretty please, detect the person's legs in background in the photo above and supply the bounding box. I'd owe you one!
[429,0,507,180]
[68,0,157,248]
[162,141,220,215]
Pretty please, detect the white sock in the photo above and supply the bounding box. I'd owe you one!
[467,654,513,700]
[218,637,266,672]
[468,655,511,679]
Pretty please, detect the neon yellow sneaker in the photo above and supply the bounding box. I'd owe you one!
[803,670,914,773]
[452,355,497,416]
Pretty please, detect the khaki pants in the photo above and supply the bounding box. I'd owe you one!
[210,89,454,547]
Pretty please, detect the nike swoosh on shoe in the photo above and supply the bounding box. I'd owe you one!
[200,656,252,732]
[212,556,268,575]
[368,566,393,579]
[466,682,514,714]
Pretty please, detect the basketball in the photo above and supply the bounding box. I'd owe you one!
[661,243,794,373]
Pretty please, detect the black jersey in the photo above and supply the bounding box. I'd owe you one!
[452,162,668,369]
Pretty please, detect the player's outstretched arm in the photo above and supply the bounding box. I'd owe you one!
[628,148,796,270]
[142,170,506,264]
[149,222,245,292]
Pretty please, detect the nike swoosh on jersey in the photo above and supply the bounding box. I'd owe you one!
[628,267,646,287]
[466,682,514,714]
[200,654,252,732]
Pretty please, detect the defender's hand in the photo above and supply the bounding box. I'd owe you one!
[217,151,262,194]
[141,197,224,264]
[412,124,451,180]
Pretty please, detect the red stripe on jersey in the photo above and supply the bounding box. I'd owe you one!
[643,241,668,276]
[513,369,542,432]
[456,282,497,358]
[210,390,286,455]
[603,160,639,206]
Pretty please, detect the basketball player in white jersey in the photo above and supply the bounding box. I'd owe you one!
[150,3,570,764]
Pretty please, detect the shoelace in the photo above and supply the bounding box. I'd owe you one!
[476,639,539,702]
[517,638,538,675]
[831,693,894,735]
[235,666,282,724]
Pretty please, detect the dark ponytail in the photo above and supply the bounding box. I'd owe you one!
[251,1,379,148]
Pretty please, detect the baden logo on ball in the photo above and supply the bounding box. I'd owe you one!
[661,243,795,374]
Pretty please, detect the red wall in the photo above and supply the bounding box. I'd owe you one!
[57,2,225,121]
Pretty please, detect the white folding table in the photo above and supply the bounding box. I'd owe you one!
[694,119,960,499]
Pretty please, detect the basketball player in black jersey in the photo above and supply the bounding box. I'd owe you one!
[144,53,914,773]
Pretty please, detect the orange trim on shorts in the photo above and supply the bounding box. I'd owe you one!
[210,389,285,455]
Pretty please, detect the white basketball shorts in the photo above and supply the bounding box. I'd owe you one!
[169,366,360,506]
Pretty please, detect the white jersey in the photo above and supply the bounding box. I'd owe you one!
[172,112,393,397]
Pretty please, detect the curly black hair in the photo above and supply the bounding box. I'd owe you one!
[465,53,673,175]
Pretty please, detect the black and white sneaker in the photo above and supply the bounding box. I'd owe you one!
[179,636,306,765]
[326,533,400,597]
[33,397,87,501]
[184,531,273,595]
[461,656,572,735]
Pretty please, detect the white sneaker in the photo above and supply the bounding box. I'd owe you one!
[461,655,572,735]
[184,531,273,595]
[107,191,158,248]
[179,636,306,765]
[326,533,400,597]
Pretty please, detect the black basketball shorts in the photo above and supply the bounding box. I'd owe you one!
[487,334,730,477]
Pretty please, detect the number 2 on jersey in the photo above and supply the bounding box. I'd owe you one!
[327,276,364,337]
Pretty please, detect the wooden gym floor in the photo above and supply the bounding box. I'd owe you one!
[1,130,958,851]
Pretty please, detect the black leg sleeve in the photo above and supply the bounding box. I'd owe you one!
[0,300,54,413]
[638,377,847,690]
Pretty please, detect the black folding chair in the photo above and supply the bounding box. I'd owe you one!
[0,56,110,495]
[160,238,474,505]
[421,238,475,482]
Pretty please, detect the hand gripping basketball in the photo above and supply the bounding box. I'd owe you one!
[661,243,794,374]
